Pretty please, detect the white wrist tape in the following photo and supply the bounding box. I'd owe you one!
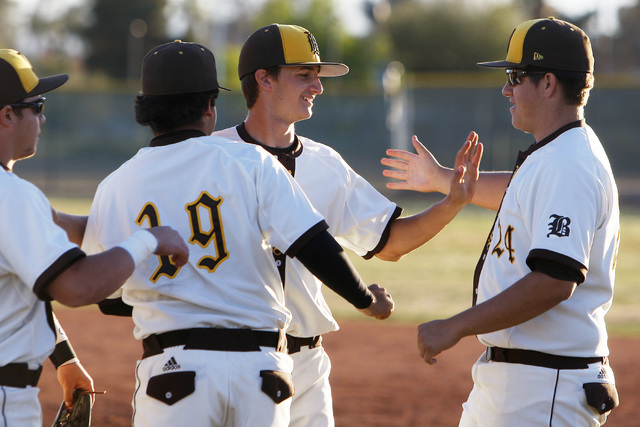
[59,358,80,368]
[116,230,159,268]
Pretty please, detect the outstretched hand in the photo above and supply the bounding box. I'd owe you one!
[447,133,483,207]
[381,132,482,197]
[358,284,395,320]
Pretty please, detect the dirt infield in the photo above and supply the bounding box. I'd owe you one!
[38,307,638,426]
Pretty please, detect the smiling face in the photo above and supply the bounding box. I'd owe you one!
[271,66,323,124]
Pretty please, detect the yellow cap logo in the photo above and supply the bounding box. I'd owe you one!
[533,52,544,61]
[278,25,322,64]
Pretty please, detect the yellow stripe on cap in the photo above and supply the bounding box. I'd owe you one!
[505,19,545,65]
[278,25,322,64]
[0,49,39,92]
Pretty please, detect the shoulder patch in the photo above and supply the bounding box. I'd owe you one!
[547,214,571,238]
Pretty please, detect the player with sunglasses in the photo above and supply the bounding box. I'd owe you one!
[0,48,188,426]
[383,18,620,425]
[3,97,46,115]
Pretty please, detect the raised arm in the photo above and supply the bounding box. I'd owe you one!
[376,135,482,261]
[382,132,510,211]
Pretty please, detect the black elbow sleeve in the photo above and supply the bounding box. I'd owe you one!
[294,230,372,309]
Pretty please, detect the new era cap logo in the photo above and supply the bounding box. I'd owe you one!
[533,52,544,61]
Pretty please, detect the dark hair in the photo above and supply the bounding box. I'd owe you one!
[135,90,218,134]
[240,66,281,109]
[530,68,594,106]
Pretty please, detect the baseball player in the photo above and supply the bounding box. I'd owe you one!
[385,18,620,426]
[80,40,394,427]
[213,24,481,427]
[0,48,188,426]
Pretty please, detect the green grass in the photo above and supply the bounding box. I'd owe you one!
[50,196,640,337]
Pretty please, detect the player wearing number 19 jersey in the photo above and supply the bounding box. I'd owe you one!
[82,40,393,427]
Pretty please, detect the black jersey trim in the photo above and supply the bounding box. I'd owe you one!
[34,248,86,301]
[527,249,587,285]
[98,297,134,317]
[285,220,329,258]
[149,129,205,147]
[236,122,303,162]
[363,206,403,260]
[521,120,584,157]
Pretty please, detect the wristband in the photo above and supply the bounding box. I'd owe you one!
[116,230,158,268]
[49,340,78,369]
[59,358,80,368]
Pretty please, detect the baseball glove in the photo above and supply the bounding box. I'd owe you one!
[51,389,92,427]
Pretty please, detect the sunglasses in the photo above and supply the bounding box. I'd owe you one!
[505,69,547,86]
[6,97,46,115]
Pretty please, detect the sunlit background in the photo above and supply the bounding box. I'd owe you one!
[2,0,639,204]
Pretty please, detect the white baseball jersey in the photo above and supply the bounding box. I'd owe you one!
[82,133,327,340]
[214,126,400,338]
[476,123,619,357]
[0,169,84,367]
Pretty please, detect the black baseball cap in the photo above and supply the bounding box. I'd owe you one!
[477,17,594,73]
[238,24,349,80]
[0,49,68,105]
[141,40,229,96]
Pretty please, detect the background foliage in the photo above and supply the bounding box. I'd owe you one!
[3,0,640,83]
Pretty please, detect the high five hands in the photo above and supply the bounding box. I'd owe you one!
[381,131,483,206]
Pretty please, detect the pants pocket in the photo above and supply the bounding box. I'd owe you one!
[583,382,619,415]
[146,371,196,406]
[260,370,294,404]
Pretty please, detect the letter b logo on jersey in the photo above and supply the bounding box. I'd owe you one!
[547,214,571,237]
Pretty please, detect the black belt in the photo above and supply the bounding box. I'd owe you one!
[142,328,287,359]
[286,335,322,354]
[0,364,42,388]
[486,347,606,370]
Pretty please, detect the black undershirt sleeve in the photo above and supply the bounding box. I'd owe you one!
[294,230,373,309]
[527,249,586,284]
[98,297,133,316]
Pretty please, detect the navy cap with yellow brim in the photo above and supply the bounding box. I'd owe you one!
[477,17,594,73]
[238,24,349,80]
[0,49,68,105]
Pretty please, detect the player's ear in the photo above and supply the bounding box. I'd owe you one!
[0,105,16,128]
[254,69,273,92]
[542,72,559,99]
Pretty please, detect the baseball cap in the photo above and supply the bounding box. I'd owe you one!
[0,49,68,105]
[477,17,594,73]
[238,24,349,79]
[141,40,229,96]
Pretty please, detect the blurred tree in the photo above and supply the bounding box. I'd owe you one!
[83,0,168,79]
[0,0,18,47]
[385,0,524,72]
[29,2,89,56]
[612,1,640,71]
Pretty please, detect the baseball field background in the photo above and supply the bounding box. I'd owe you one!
[37,197,640,426]
[27,85,640,425]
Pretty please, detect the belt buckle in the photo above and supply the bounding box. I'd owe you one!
[485,347,493,361]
